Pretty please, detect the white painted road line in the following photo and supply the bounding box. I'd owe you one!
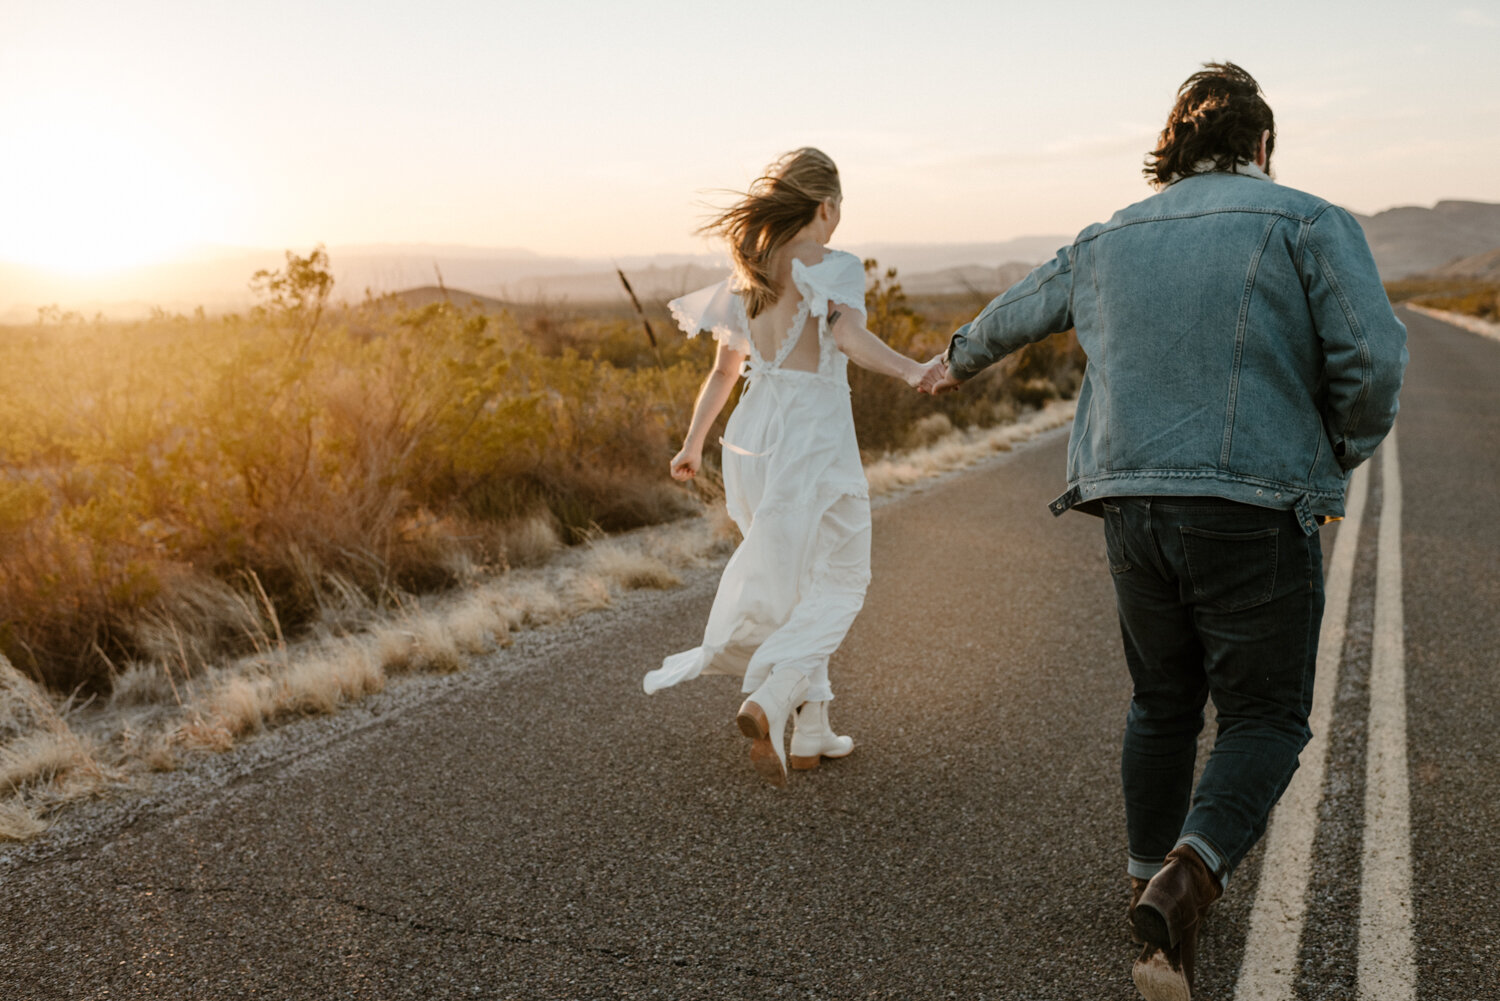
[1359,431,1417,1000]
[1235,462,1371,1001]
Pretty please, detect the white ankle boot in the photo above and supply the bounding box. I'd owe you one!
[736,670,809,786]
[789,700,854,770]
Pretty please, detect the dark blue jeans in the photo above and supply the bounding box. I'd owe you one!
[1103,496,1325,884]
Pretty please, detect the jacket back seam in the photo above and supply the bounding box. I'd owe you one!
[1308,239,1372,444]
[1221,216,1279,468]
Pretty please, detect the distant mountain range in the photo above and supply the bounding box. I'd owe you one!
[1413,246,1500,282]
[1350,201,1500,280]
[1,203,1495,322]
[0,236,1071,321]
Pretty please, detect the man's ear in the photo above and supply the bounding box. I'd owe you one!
[1256,129,1271,169]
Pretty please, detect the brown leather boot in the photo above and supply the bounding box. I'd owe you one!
[1130,845,1222,1000]
[1127,876,1150,944]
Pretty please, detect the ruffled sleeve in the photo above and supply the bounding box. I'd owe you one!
[790,250,868,323]
[667,280,752,355]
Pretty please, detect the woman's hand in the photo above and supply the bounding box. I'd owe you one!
[902,356,928,388]
[918,355,961,395]
[670,444,703,481]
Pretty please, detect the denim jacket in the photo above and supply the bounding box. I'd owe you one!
[945,168,1408,534]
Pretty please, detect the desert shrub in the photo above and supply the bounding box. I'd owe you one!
[1385,279,1500,320]
[0,252,1079,693]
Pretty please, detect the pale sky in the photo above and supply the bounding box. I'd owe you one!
[2,0,1498,272]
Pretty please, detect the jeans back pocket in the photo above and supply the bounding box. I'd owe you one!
[1102,502,1133,574]
[1179,525,1279,611]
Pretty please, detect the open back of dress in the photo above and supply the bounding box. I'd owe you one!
[746,256,828,373]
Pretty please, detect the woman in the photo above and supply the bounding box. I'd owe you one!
[642,148,927,786]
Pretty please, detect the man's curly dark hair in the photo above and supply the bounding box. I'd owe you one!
[1144,62,1275,186]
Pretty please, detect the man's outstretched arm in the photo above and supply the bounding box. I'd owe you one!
[940,244,1078,386]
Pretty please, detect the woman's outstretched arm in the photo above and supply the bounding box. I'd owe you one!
[670,341,748,480]
[828,307,926,387]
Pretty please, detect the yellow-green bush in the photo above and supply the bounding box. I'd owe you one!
[1385,279,1500,320]
[0,252,1077,693]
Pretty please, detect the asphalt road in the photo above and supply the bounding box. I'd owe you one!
[1,306,1495,1000]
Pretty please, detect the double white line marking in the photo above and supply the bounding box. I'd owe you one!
[1235,432,1415,1000]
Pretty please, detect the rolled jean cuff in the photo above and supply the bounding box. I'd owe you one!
[1178,833,1232,890]
[1128,853,1165,880]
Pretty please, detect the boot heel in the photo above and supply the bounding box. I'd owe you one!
[736,672,808,787]
[736,700,769,740]
[789,754,821,771]
[1132,899,1175,950]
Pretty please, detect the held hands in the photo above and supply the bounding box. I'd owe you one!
[917,354,961,395]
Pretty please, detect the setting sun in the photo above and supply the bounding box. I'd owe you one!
[0,99,217,273]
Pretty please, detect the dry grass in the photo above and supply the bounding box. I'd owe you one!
[494,513,564,568]
[129,572,274,675]
[108,662,182,708]
[139,733,179,773]
[501,580,565,626]
[1,656,111,828]
[443,597,508,655]
[373,619,464,676]
[0,730,91,790]
[275,643,386,713]
[0,797,49,841]
[865,399,1075,496]
[585,541,682,591]
[559,570,613,614]
[176,718,235,754]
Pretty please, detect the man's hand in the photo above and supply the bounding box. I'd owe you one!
[918,355,962,395]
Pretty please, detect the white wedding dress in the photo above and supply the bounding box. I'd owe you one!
[642,249,872,703]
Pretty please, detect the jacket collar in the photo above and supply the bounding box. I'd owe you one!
[1169,161,1273,185]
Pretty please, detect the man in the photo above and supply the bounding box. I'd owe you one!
[920,63,1406,999]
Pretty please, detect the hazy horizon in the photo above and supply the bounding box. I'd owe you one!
[5,190,1500,321]
[3,0,1498,285]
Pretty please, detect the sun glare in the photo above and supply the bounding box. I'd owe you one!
[0,102,218,274]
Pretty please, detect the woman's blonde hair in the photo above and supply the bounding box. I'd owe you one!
[700,147,841,318]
